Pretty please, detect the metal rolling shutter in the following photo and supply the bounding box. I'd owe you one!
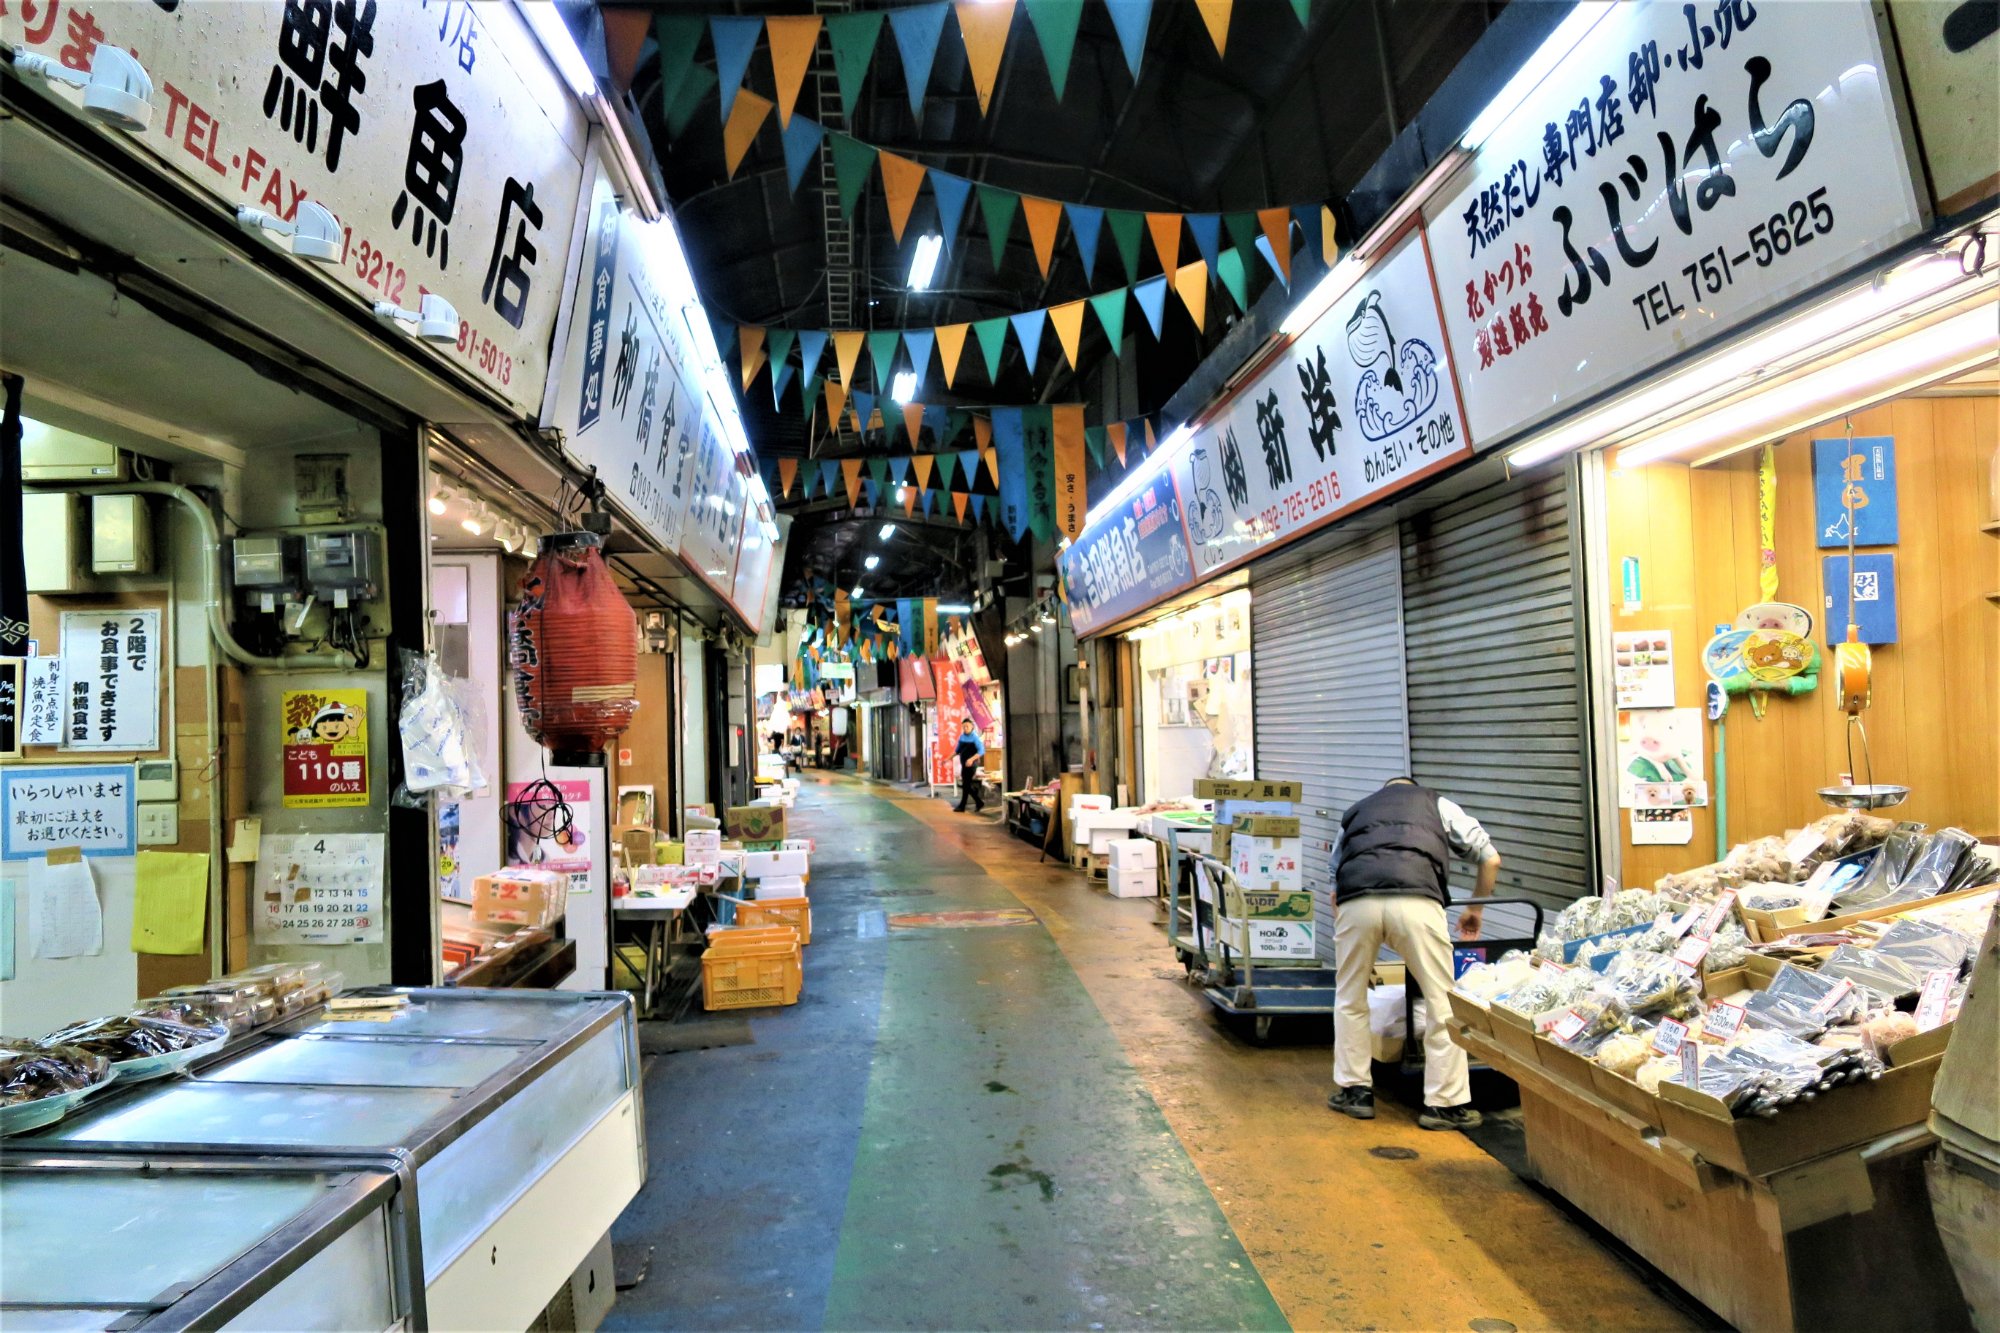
[1252,527,1412,962]
[1399,471,1592,908]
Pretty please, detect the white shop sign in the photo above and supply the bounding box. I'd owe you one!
[1168,225,1474,580]
[1,0,587,418]
[58,611,159,752]
[1422,0,1923,446]
[678,406,751,601]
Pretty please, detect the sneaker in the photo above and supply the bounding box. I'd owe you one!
[1326,1087,1376,1119]
[1418,1104,1483,1131]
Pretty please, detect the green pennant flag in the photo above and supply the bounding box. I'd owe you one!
[867,456,890,488]
[935,448,958,489]
[664,65,718,140]
[1223,211,1261,267]
[826,11,885,121]
[1215,247,1249,313]
[802,374,822,422]
[767,328,796,380]
[1290,0,1311,23]
[829,133,878,221]
[1106,210,1145,284]
[1085,424,1106,467]
[978,186,1019,269]
[971,316,1010,383]
[1088,288,1128,357]
[1022,0,1085,99]
[866,330,902,387]
[653,13,707,118]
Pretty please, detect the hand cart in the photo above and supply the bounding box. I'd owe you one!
[1398,897,1544,1082]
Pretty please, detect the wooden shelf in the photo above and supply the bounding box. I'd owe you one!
[1982,520,2000,536]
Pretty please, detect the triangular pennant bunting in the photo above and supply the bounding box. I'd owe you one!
[1048,300,1086,370]
[823,379,847,431]
[722,89,773,179]
[709,15,761,123]
[1107,420,1128,465]
[1145,212,1181,274]
[953,0,1015,115]
[953,490,970,521]
[1188,213,1222,270]
[826,11,885,120]
[1215,247,1249,312]
[1102,0,1152,80]
[738,325,766,391]
[1009,308,1047,370]
[1021,195,1063,279]
[887,1,950,122]
[959,449,982,487]
[901,329,935,392]
[866,330,902,386]
[902,402,926,444]
[1194,0,1233,56]
[1084,425,1106,467]
[1132,276,1168,338]
[1022,0,1084,98]
[878,152,929,244]
[1106,210,1145,284]
[778,457,798,497]
[983,442,1000,486]
[842,458,864,507]
[971,317,1009,382]
[829,133,878,221]
[935,323,970,388]
[1174,259,1209,331]
[664,65,717,140]
[936,450,959,489]
[832,330,865,390]
[1066,203,1104,281]
[1257,207,1293,282]
[1223,212,1261,266]
[764,16,822,128]
[780,115,824,194]
[766,328,796,379]
[978,185,1018,269]
[887,456,908,486]
[930,171,972,250]
[1088,288,1128,355]
[911,453,935,489]
[971,493,987,522]
[797,329,828,384]
[654,13,706,121]
[820,457,840,496]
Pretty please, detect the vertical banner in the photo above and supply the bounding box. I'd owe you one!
[834,588,851,646]
[896,599,918,654]
[1024,405,1056,544]
[922,598,940,657]
[992,407,1030,541]
[1052,404,1087,543]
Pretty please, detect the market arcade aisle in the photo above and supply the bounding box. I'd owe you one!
[607,776,1693,1332]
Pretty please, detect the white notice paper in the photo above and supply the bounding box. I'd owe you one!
[29,856,103,959]
[23,657,64,745]
[59,610,161,751]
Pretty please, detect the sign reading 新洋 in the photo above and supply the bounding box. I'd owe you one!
[1422,1,1923,447]
[1060,469,1195,636]
[2,763,136,859]
[0,1,588,418]
[1167,225,1472,580]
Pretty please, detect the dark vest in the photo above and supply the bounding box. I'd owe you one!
[1335,782,1451,907]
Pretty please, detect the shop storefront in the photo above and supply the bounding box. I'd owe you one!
[1126,589,1252,802]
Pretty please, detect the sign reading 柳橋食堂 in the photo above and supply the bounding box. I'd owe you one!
[1423,1,1923,447]
[0,1,587,419]
[1059,469,1195,637]
[1167,225,1473,581]
[58,611,160,751]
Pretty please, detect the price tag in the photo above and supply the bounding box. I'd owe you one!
[1652,1017,1689,1055]
[1678,1040,1701,1085]
[1782,829,1824,864]
[1697,891,1737,940]
[1798,861,1840,894]
[321,1010,396,1023]
[1809,977,1856,1017]
[1915,969,1955,1031]
[1602,874,1620,901]
[1551,1009,1590,1043]
[1665,908,1701,940]
[1672,935,1712,972]
[1703,1002,1746,1043]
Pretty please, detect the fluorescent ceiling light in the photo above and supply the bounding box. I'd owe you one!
[937,603,971,613]
[517,0,599,99]
[890,370,918,403]
[908,233,944,291]
[864,554,880,570]
[852,585,864,598]
[1458,3,1612,152]
[879,523,896,540]
[1616,300,1997,469]
[1279,251,1366,337]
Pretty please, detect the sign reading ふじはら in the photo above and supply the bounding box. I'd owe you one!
[0,1,587,418]
[1421,1,1923,447]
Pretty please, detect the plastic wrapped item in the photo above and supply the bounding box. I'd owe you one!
[1835,825,1927,910]
[0,1040,109,1106]
[1817,945,1926,1001]
[395,647,490,805]
[1536,891,1670,959]
[1635,1055,1681,1093]
[1741,990,1832,1041]
[41,1015,224,1061]
[1452,950,1536,1004]
[159,979,283,1030]
[1808,810,1897,858]
[1592,1029,1656,1078]
[1495,965,1599,1020]
[1858,1010,1921,1056]
[1872,919,1977,975]
[1599,952,1702,1019]
[1763,962,1869,1026]
[1703,921,1754,972]
[133,992,255,1035]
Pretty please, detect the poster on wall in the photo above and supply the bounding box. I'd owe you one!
[255,833,384,945]
[1612,630,1675,708]
[506,779,593,896]
[59,611,160,751]
[1812,436,1898,547]
[1167,225,1473,581]
[1616,708,1705,809]
[2,764,135,860]
[1822,553,1898,644]
[281,689,371,808]
[0,658,20,759]
[23,656,63,746]
[437,801,466,903]
[0,2,588,418]
[1422,1,1924,447]
[1631,808,1695,845]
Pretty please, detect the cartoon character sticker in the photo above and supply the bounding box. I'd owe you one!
[282,688,370,808]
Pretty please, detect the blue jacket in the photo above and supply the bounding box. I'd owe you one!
[955,730,985,762]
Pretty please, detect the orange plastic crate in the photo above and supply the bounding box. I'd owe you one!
[737,898,812,946]
[701,939,802,1011]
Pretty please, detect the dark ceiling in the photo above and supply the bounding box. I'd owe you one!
[607,0,1503,606]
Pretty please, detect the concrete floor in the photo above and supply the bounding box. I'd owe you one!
[607,774,1700,1332]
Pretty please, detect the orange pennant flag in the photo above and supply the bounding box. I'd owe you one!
[1048,300,1086,369]
[739,325,767,392]
[824,379,848,428]
[1174,260,1209,332]
[953,0,1014,116]
[983,445,1000,487]
[1321,204,1340,265]
[1146,212,1181,274]
[833,330,865,389]
[1144,419,1158,451]
[901,486,918,517]
[935,323,970,388]
[879,152,929,244]
[1021,195,1063,278]
[1258,207,1292,282]
[952,490,969,520]
[778,457,798,497]
[1194,0,1233,55]
[765,16,822,127]
[902,402,926,444]
[1052,403,1086,543]
[842,457,864,507]
[1107,420,1128,466]
[722,89,773,179]
[911,453,935,490]
[973,415,992,453]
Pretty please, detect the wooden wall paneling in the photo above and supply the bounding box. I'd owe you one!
[1933,395,2000,831]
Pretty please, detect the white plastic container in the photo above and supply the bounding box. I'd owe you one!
[1107,839,1158,871]
[743,849,808,879]
[1107,869,1156,899]
[755,876,807,899]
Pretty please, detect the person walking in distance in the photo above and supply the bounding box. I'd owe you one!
[953,719,987,813]
[1325,777,1500,1130]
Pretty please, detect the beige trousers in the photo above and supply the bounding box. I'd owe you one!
[1332,893,1470,1108]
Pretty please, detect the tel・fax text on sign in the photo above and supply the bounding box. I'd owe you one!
[1423,0,1924,445]
[1,0,588,417]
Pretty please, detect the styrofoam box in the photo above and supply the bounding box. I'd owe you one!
[756,876,806,899]
[1107,839,1158,871]
[1087,816,1140,854]
[1069,794,1112,818]
[1108,869,1156,899]
[743,849,808,879]
[685,829,723,867]
[1221,918,1316,959]
[1072,810,1138,846]
[782,837,815,852]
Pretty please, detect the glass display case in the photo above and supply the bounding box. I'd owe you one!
[1,989,643,1331]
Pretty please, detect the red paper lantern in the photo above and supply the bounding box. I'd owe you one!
[510,532,639,763]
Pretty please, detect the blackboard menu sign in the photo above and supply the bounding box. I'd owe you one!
[0,658,21,759]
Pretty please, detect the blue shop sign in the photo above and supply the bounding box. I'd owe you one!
[1060,471,1196,636]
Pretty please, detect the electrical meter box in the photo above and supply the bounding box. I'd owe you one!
[231,535,300,591]
[304,530,377,599]
[23,491,90,593]
[23,422,127,481]
[91,494,154,574]
[294,454,353,524]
